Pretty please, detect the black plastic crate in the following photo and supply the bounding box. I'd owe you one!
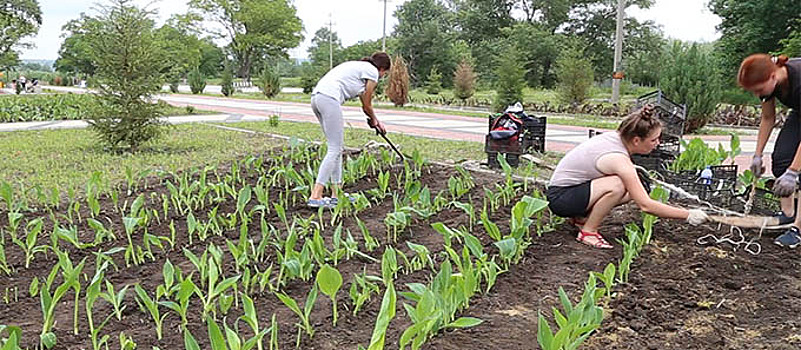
[635,90,687,140]
[487,152,519,168]
[485,114,546,167]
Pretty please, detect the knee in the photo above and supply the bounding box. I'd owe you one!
[608,177,627,197]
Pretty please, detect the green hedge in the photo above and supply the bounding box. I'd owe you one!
[0,93,96,122]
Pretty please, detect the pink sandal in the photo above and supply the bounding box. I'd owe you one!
[576,230,613,249]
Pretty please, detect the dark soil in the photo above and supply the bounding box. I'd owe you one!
[0,149,627,350]
[583,220,801,350]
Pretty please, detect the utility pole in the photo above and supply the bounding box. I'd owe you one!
[328,14,334,70]
[611,0,625,104]
[381,0,389,52]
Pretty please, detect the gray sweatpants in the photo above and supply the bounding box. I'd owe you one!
[311,93,344,186]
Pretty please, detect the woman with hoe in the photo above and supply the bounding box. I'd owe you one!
[740,54,801,247]
[307,52,391,208]
[546,106,710,249]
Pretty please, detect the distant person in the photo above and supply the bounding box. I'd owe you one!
[306,52,391,208]
[739,54,801,247]
[546,105,709,249]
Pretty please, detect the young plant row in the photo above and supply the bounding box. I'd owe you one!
[537,186,668,350]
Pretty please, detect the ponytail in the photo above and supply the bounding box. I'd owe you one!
[361,52,391,71]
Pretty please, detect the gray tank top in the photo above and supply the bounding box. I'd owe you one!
[549,132,630,187]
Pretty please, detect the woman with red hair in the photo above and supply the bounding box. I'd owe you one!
[740,54,801,247]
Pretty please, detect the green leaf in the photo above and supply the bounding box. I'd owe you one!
[316,264,343,297]
[41,332,57,349]
[184,329,201,350]
[207,316,228,350]
[445,317,484,328]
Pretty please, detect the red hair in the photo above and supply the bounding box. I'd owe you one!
[738,54,789,88]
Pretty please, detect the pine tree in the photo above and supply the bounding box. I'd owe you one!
[493,52,525,112]
[425,66,442,95]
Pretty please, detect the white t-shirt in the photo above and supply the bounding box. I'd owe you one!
[313,61,379,104]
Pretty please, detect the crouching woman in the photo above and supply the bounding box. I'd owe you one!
[545,105,709,249]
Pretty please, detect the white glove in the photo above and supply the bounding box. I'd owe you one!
[686,209,709,226]
[750,155,764,178]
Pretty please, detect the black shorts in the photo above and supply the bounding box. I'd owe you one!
[772,109,801,177]
[546,181,591,218]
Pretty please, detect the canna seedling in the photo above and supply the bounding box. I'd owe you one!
[134,285,168,340]
[316,264,343,326]
[99,280,129,321]
[86,262,113,350]
[349,270,381,316]
[276,285,318,347]
[160,276,197,329]
[366,280,396,350]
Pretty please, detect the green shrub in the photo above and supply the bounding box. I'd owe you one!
[556,40,594,104]
[0,94,96,122]
[493,51,525,112]
[659,42,721,133]
[220,64,234,97]
[87,0,168,152]
[425,66,443,95]
[259,65,281,98]
[188,67,206,94]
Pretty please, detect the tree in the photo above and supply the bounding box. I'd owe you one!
[454,0,515,46]
[502,22,561,88]
[425,66,443,94]
[190,0,303,80]
[386,55,410,106]
[780,26,801,57]
[659,41,721,133]
[453,59,477,100]
[55,14,100,76]
[555,39,594,104]
[494,49,526,112]
[307,27,343,70]
[563,0,661,81]
[87,0,167,152]
[0,0,42,70]
[709,0,801,79]
[394,0,458,86]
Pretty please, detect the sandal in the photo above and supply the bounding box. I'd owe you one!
[576,229,613,249]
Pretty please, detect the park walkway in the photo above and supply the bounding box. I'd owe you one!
[3,86,768,172]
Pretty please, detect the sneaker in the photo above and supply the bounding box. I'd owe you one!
[774,211,796,226]
[330,194,358,205]
[307,197,335,209]
[774,226,801,248]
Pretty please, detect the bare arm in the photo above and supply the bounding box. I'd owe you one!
[754,98,776,157]
[597,153,689,219]
[360,80,378,123]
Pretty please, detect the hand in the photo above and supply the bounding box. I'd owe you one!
[750,155,764,178]
[686,209,709,226]
[773,169,799,197]
[368,118,386,135]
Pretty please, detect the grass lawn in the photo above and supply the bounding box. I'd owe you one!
[0,123,283,199]
[3,120,555,203]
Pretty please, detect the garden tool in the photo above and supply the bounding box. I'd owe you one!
[367,118,405,161]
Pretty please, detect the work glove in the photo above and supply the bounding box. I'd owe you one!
[750,155,764,178]
[773,169,799,197]
[686,209,709,226]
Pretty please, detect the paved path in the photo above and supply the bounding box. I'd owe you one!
[3,86,772,172]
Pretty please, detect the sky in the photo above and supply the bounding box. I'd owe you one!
[19,0,722,61]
